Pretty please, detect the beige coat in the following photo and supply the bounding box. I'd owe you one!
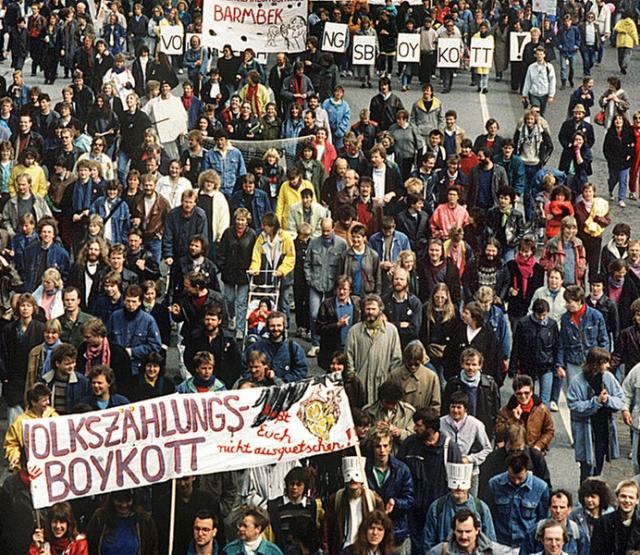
[390,364,441,413]
[346,321,403,405]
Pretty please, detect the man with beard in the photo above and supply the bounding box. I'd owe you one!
[397,408,463,555]
[427,509,503,555]
[170,234,218,302]
[325,457,385,555]
[345,294,402,405]
[125,227,160,283]
[68,238,108,312]
[466,147,509,212]
[242,311,307,383]
[107,284,161,392]
[184,305,241,389]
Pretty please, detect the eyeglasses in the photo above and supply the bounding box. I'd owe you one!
[194,526,213,533]
[515,390,532,397]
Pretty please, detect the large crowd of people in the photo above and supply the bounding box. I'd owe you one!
[0,0,639,554]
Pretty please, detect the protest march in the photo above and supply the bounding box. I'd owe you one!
[1,0,640,554]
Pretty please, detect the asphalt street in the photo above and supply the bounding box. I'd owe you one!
[1,42,639,494]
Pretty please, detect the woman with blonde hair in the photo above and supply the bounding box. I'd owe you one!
[24,319,63,400]
[197,169,230,255]
[32,268,64,319]
[395,250,418,295]
[420,283,459,379]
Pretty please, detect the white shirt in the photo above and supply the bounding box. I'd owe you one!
[345,497,363,548]
[84,262,98,305]
[466,325,482,343]
[372,166,386,199]
[585,22,596,45]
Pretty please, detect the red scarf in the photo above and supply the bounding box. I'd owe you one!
[520,396,535,413]
[182,92,194,111]
[570,303,587,328]
[514,252,536,297]
[84,338,111,375]
[245,84,262,117]
[293,76,304,106]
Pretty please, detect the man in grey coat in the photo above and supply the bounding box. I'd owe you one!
[304,217,347,356]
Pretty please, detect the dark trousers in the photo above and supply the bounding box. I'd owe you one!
[579,233,602,282]
[441,68,454,91]
[419,51,436,83]
[28,37,42,74]
[293,275,310,329]
[43,48,58,82]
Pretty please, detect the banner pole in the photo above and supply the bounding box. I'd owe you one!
[353,440,373,512]
[168,478,177,555]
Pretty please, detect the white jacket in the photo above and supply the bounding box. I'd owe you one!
[590,2,612,36]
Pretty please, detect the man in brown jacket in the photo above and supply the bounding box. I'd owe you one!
[131,172,170,264]
[495,375,555,451]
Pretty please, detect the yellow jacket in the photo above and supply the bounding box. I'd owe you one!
[4,406,58,469]
[471,32,494,75]
[250,229,296,277]
[239,83,271,117]
[9,164,49,197]
[615,17,639,48]
[275,179,314,230]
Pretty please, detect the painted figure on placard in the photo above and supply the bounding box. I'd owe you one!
[281,16,307,51]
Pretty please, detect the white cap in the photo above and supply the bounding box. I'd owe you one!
[446,462,473,490]
[342,456,366,483]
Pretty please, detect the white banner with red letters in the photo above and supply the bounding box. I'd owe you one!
[25,375,356,509]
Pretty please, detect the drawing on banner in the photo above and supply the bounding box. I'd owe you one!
[159,25,184,55]
[352,35,377,65]
[510,32,531,62]
[202,0,308,53]
[469,37,494,69]
[397,33,420,63]
[25,374,357,509]
[322,22,349,53]
[437,37,463,68]
[533,0,557,15]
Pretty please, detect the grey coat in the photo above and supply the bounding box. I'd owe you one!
[304,233,348,293]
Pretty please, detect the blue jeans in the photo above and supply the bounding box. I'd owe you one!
[537,371,553,407]
[524,164,540,223]
[608,167,630,201]
[144,238,162,264]
[118,150,131,186]
[479,73,489,90]
[582,45,597,75]
[224,283,249,332]
[560,52,576,83]
[309,288,327,347]
[551,362,582,403]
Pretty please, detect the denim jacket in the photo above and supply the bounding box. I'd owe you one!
[488,471,550,546]
[558,306,610,367]
[202,146,247,198]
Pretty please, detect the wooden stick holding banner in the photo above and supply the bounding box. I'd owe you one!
[353,439,374,512]
[168,478,177,555]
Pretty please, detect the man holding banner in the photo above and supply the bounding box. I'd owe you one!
[436,17,462,94]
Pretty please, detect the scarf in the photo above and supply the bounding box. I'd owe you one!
[193,373,216,389]
[42,339,62,376]
[459,370,481,388]
[629,260,640,280]
[84,337,111,374]
[245,84,262,117]
[51,537,73,555]
[570,303,587,328]
[517,123,542,157]
[515,252,536,297]
[608,276,624,304]
[182,93,193,111]
[113,65,126,74]
[293,76,304,106]
[499,205,512,227]
[520,396,534,413]
[445,415,465,432]
[445,240,465,277]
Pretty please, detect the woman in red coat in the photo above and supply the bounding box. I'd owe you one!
[30,501,88,555]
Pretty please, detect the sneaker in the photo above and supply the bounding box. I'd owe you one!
[481,88,488,94]
[610,193,615,201]
[550,401,559,412]
[235,330,244,341]
[229,317,236,331]
[619,200,626,208]
[401,85,408,91]
[307,345,320,357]
[347,70,353,77]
